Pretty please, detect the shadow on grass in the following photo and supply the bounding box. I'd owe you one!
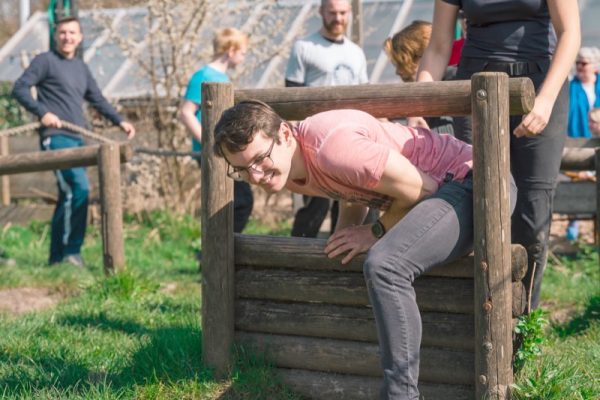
[553,294,600,337]
[0,313,207,396]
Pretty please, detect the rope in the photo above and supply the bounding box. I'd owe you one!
[134,147,201,158]
[0,121,115,143]
[1,122,202,158]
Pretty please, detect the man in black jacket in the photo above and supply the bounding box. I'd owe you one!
[12,16,135,267]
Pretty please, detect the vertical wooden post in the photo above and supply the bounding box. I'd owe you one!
[472,72,513,399]
[595,148,600,248]
[351,0,363,47]
[98,143,125,274]
[201,82,235,378]
[1,136,10,206]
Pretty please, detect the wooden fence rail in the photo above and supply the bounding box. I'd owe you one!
[0,143,132,273]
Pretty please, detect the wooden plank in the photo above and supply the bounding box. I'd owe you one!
[235,300,475,350]
[200,82,235,378]
[235,234,527,280]
[98,143,125,273]
[512,281,527,318]
[553,181,596,215]
[564,137,600,148]
[236,268,475,314]
[0,143,133,175]
[235,78,534,120]
[236,332,474,385]
[278,369,474,400]
[472,72,513,398]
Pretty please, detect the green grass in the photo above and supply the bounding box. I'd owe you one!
[1,212,598,399]
[0,213,298,399]
[512,246,600,399]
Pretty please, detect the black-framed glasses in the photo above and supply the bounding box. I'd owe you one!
[225,138,275,181]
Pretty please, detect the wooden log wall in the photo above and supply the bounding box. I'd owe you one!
[233,235,529,400]
[202,75,534,399]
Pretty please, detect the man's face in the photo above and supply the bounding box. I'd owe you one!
[320,0,351,38]
[575,57,597,83]
[54,20,83,59]
[222,129,291,194]
[228,44,248,69]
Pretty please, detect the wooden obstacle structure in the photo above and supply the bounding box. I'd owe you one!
[0,142,132,273]
[201,73,535,399]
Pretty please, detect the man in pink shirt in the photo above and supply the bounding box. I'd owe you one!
[214,100,515,399]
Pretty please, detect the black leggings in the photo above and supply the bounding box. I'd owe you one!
[453,58,569,309]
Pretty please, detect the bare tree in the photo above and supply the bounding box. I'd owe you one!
[91,0,295,213]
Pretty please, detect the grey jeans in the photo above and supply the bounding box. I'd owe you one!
[363,172,517,399]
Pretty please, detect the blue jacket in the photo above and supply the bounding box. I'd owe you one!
[568,74,600,138]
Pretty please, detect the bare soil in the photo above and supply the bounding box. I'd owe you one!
[0,287,64,316]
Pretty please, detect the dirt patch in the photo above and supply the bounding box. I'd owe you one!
[0,287,63,315]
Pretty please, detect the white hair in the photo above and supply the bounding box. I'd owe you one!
[577,47,600,71]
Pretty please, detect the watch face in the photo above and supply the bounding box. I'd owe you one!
[371,221,385,238]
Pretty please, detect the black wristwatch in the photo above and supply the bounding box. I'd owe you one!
[371,219,386,239]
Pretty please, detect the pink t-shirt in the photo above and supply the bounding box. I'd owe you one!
[286,109,473,211]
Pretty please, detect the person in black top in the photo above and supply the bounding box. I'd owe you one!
[413,0,577,355]
[12,16,135,267]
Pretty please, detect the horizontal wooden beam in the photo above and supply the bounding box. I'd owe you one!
[236,332,474,385]
[554,181,596,215]
[235,234,527,281]
[237,268,528,316]
[236,268,474,313]
[235,300,474,350]
[0,143,133,175]
[561,147,596,171]
[277,369,474,400]
[235,78,534,119]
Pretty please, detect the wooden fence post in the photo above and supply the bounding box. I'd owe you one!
[351,0,363,48]
[201,82,235,378]
[1,136,10,206]
[471,72,513,399]
[98,143,125,274]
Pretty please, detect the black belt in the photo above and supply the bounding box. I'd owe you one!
[459,58,547,76]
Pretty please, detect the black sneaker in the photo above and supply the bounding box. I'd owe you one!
[62,254,85,268]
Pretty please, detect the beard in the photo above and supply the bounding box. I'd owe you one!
[323,19,347,37]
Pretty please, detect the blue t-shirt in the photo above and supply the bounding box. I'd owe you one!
[183,65,229,151]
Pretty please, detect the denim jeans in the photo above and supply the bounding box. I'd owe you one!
[42,134,90,264]
[363,173,517,399]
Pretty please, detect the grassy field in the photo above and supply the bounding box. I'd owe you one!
[0,211,598,399]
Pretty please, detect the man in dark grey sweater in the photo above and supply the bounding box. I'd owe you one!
[12,16,135,267]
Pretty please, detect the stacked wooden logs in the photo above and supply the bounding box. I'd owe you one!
[233,234,528,400]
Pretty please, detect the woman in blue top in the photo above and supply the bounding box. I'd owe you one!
[568,47,600,139]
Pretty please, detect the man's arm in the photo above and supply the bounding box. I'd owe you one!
[179,100,202,143]
[83,66,135,138]
[335,201,369,231]
[325,149,438,264]
[285,41,306,87]
[11,56,49,120]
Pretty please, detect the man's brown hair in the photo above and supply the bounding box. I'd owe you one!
[214,100,286,156]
